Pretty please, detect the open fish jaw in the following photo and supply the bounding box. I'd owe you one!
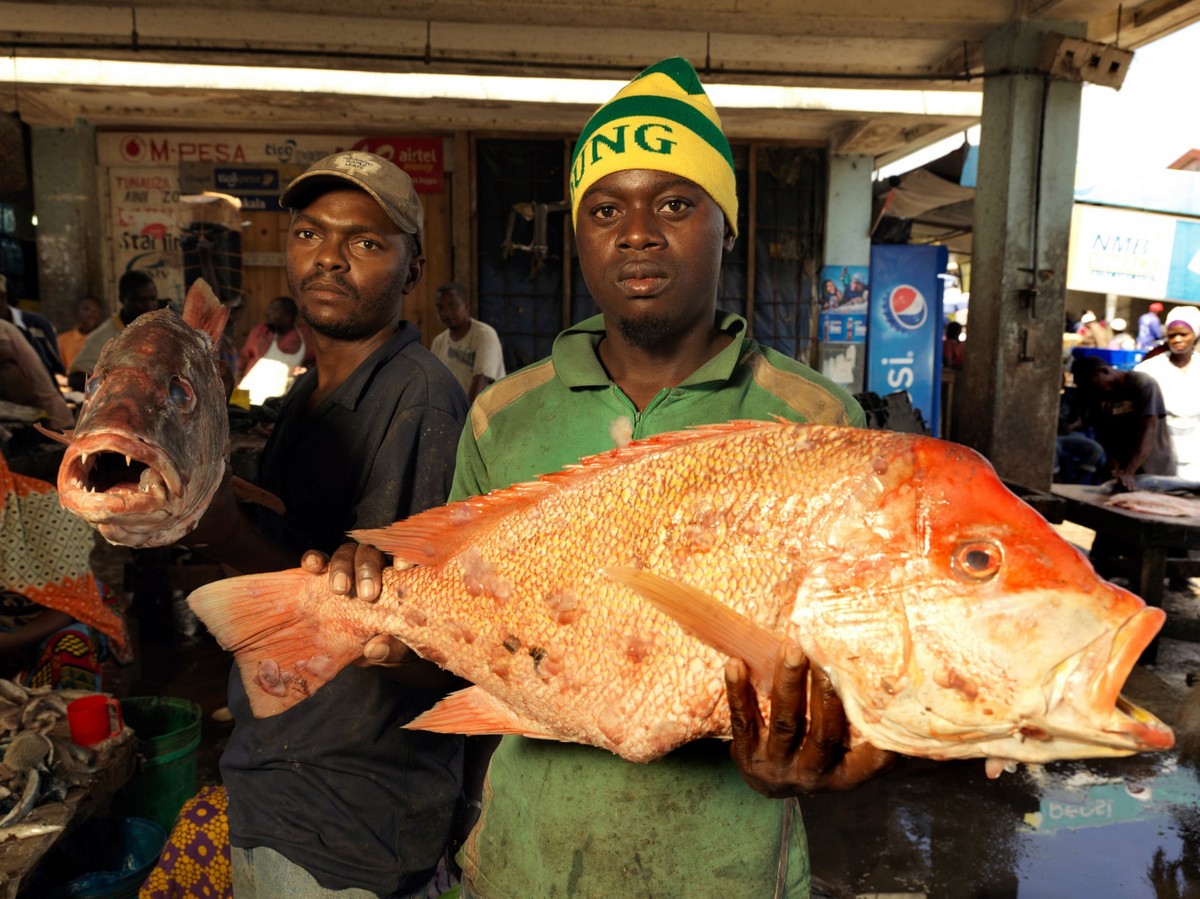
[825,600,1173,763]
[61,431,185,516]
[57,428,218,545]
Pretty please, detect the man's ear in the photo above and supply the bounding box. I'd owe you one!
[722,222,736,253]
[402,248,426,296]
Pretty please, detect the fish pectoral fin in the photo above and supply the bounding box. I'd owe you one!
[604,566,782,693]
[405,686,555,739]
[31,423,72,446]
[181,278,229,350]
[232,475,285,515]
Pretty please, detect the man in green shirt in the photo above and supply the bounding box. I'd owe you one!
[344,56,894,897]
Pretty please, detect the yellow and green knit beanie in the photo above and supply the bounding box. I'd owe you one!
[570,57,738,237]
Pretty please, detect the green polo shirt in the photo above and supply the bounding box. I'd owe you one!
[451,310,863,899]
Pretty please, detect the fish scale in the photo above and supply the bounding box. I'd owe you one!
[189,420,1176,771]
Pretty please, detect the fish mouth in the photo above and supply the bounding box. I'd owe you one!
[60,432,184,518]
[1043,605,1175,754]
[1092,607,1175,750]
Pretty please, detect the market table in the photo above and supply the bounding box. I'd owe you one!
[0,726,136,898]
[1051,483,1200,663]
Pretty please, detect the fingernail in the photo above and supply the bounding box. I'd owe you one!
[725,658,744,681]
[365,643,388,662]
[332,572,349,594]
[784,644,803,668]
[359,577,375,599]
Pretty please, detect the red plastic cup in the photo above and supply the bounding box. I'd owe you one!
[67,694,123,746]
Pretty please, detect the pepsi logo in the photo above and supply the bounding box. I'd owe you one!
[885,284,928,331]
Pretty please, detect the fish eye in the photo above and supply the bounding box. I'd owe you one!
[83,374,103,398]
[952,540,1002,582]
[168,377,195,411]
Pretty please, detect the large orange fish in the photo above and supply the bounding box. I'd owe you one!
[41,279,279,547]
[188,420,1175,771]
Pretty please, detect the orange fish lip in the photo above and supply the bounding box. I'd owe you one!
[1089,606,1164,714]
[1093,606,1176,749]
[60,431,184,516]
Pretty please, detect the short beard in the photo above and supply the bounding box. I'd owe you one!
[616,313,673,349]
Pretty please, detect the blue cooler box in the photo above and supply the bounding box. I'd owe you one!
[1071,346,1145,370]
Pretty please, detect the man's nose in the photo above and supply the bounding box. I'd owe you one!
[616,205,664,251]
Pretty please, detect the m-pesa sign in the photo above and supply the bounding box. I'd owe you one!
[99,133,446,193]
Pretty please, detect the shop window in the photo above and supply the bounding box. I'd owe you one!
[476,139,567,372]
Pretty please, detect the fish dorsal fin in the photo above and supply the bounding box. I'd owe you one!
[181,278,229,352]
[605,566,782,693]
[354,419,793,566]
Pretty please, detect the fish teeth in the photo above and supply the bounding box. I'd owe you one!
[138,467,167,499]
[125,454,132,467]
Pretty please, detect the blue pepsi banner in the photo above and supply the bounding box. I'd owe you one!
[866,244,948,434]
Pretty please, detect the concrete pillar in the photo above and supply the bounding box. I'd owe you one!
[30,120,105,330]
[819,153,873,391]
[955,20,1085,489]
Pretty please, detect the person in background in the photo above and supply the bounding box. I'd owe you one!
[820,278,843,309]
[57,295,105,371]
[1138,302,1165,350]
[180,150,468,899]
[339,57,895,899]
[1071,353,1175,490]
[1055,370,1105,484]
[0,318,72,429]
[69,270,162,390]
[238,295,314,381]
[841,272,868,307]
[943,320,965,370]
[1107,317,1136,351]
[0,451,131,690]
[1075,310,1113,349]
[431,283,506,402]
[0,273,64,381]
[1135,305,1200,479]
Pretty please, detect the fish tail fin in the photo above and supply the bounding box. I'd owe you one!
[187,570,364,718]
[604,566,782,692]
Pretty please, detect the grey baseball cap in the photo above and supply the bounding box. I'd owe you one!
[280,151,424,250]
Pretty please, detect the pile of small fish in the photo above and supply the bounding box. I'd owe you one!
[0,679,101,834]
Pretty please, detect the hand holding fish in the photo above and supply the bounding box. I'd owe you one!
[309,541,413,667]
[726,644,897,798]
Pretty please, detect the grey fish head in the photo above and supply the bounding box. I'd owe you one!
[58,308,231,547]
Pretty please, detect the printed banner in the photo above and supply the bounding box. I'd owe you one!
[817,264,870,344]
[866,244,948,434]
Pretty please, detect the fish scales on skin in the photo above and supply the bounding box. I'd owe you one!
[188,420,1175,773]
[40,279,281,547]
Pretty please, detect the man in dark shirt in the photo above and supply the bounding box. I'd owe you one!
[189,151,468,898]
[1071,354,1175,490]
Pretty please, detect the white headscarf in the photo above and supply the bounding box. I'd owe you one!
[1166,305,1200,335]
